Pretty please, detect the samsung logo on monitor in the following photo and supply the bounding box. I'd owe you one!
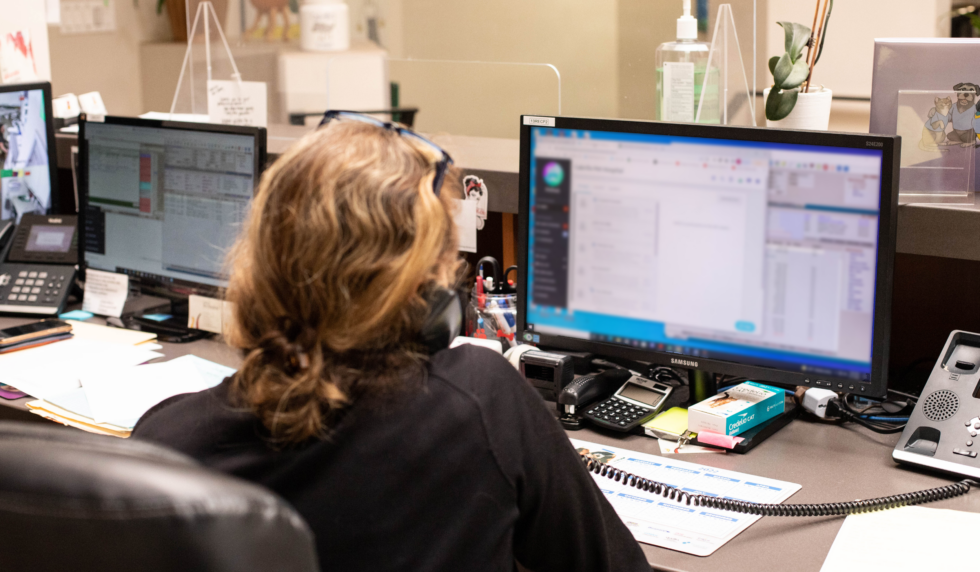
[866,141,883,147]
[671,358,698,368]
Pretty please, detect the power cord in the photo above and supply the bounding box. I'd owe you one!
[580,452,975,516]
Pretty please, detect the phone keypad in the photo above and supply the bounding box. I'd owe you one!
[0,264,74,315]
[585,396,655,428]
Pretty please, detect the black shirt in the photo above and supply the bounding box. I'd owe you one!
[134,345,650,572]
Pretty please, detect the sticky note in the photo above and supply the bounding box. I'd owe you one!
[59,310,94,321]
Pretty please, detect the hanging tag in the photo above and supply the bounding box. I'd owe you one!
[463,175,489,230]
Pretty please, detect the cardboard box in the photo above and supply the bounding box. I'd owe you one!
[688,382,784,436]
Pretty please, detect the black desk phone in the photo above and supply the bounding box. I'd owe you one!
[894,330,980,479]
[0,214,78,316]
[556,367,672,432]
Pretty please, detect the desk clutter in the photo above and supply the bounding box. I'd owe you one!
[0,319,234,437]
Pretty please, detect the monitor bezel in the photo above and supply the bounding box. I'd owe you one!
[517,116,900,399]
[78,115,268,299]
[0,81,60,218]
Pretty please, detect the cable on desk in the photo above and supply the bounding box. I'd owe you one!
[580,453,975,517]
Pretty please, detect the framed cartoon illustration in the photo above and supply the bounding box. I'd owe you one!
[870,39,980,204]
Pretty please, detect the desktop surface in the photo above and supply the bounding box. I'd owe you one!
[0,315,972,572]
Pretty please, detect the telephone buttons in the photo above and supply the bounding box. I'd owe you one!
[14,279,23,285]
[27,272,36,278]
[968,441,974,447]
[38,272,47,279]
[17,271,25,277]
[6,294,13,301]
[953,448,977,458]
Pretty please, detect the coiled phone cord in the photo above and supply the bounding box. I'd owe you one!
[580,453,975,517]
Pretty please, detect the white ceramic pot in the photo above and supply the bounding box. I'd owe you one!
[764,86,832,130]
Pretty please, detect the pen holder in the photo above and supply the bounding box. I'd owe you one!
[465,288,518,349]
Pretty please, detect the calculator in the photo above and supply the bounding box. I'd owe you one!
[582,375,673,432]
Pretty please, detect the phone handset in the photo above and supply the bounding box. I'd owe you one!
[558,369,631,430]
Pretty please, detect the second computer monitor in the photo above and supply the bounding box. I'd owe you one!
[0,82,58,221]
[517,117,899,398]
[80,117,266,294]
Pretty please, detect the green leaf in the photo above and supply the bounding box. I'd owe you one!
[766,87,800,122]
[777,21,812,62]
[768,56,780,76]
[773,55,810,90]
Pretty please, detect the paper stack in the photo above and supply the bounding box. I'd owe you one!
[2,319,235,437]
[28,354,235,437]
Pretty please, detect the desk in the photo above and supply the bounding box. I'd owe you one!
[0,317,975,572]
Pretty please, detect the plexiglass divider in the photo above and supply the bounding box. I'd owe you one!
[896,90,977,205]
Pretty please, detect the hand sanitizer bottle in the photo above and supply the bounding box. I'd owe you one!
[656,0,718,123]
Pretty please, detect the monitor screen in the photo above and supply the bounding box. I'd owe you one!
[523,125,890,387]
[0,87,53,221]
[82,121,260,289]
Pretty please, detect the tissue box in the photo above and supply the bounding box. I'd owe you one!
[688,381,784,436]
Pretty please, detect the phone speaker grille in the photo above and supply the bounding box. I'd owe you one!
[922,390,959,422]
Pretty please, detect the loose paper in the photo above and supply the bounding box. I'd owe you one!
[0,339,163,401]
[0,30,39,84]
[821,506,978,571]
[572,439,800,557]
[82,269,129,318]
[657,438,727,455]
[207,80,268,128]
[188,294,235,335]
[453,199,477,253]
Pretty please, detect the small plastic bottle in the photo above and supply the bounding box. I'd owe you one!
[656,0,718,123]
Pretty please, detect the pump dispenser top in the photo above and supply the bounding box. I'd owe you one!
[677,0,697,40]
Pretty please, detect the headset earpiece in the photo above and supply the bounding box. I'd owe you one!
[420,287,462,353]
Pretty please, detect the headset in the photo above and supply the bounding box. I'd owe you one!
[420,287,462,354]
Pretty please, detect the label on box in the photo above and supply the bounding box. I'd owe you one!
[688,381,784,436]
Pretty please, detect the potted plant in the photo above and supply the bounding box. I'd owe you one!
[764,0,834,129]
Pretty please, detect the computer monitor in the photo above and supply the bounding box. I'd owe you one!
[0,82,58,222]
[79,116,266,304]
[517,117,899,398]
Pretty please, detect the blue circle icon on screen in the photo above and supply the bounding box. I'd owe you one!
[543,162,564,187]
[735,321,756,333]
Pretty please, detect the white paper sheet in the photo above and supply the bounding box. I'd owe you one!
[207,80,268,127]
[0,340,163,401]
[453,199,477,253]
[80,355,234,428]
[571,439,801,557]
[82,269,129,318]
[821,506,977,571]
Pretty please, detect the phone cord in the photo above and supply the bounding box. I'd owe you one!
[580,453,975,517]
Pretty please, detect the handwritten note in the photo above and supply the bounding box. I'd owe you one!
[188,294,235,335]
[82,269,129,318]
[207,80,268,127]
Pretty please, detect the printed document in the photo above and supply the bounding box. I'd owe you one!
[571,439,801,556]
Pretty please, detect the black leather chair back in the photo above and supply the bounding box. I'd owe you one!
[0,422,319,572]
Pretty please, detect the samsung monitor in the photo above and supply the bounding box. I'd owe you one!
[0,82,58,222]
[517,116,899,398]
[79,117,266,303]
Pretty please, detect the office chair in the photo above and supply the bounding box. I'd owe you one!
[0,421,319,572]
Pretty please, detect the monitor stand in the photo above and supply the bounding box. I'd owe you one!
[119,294,211,344]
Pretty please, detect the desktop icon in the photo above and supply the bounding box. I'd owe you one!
[542,162,565,187]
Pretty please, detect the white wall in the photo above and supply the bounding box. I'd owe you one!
[766,0,951,98]
[0,0,52,81]
[49,0,171,115]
